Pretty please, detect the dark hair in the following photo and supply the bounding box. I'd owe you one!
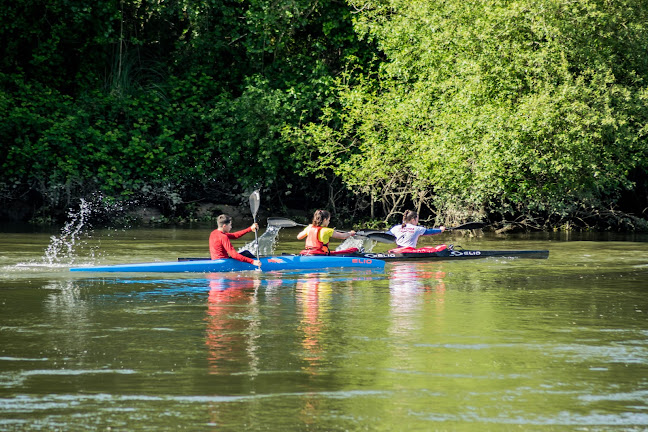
[312,209,331,227]
[217,214,232,228]
[402,210,418,228]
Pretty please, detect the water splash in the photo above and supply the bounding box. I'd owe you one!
[337,236,375,252]
[40,194,140,265]
[239,225,282,256]
[43,199,95,265]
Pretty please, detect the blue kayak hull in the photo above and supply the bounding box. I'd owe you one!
[69,255,384,273]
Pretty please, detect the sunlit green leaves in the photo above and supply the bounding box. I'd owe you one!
[2,0,647,227]
[303,0,648,227]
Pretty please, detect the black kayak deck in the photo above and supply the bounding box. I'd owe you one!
[338,248,549,261]
[179,248,549,262]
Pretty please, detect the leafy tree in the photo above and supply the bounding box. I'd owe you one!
[1,0,373,222]
[298,0,648,228]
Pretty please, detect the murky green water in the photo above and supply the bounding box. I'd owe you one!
[1,224,647,431]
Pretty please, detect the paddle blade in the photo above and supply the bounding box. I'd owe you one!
[366,232,396,243]
[267,217,304,228]
[249,190,260,220]
[447,222,486,231]
[355,230,384,236]
[356,230,396,243]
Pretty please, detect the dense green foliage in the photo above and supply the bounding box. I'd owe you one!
[296,0,648,228]
[1,0,647,229]
[1,0,369,221]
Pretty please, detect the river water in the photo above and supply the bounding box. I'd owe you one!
[1,222,647,431]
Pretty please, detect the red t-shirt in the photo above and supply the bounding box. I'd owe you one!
[209,227,254,263]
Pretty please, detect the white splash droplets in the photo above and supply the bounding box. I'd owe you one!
[44,198,94,265]
[240,225,282,256]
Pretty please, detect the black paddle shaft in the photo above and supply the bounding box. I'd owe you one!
[446,222,486,231]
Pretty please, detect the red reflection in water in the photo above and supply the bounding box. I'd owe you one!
[296,273,331,372]
[295,273,333,427]
[204,275,259,375]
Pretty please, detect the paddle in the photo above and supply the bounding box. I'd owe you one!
[249,190,261,258]
[446,222,486,231]
[267,217,396,244]
[355,230,397,243]
[266,217,305,228]
[378,222,485,242]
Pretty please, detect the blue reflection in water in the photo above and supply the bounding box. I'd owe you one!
[77,271,386,298]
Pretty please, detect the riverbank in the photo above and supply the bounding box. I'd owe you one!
[2,197,647,233]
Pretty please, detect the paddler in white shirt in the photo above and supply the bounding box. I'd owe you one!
[388,210,445,248]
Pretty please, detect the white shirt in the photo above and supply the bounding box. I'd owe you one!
[388,224,444,247]
[388,224,429,248]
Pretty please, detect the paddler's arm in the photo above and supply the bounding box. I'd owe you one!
[331,229,356,239]
[297,225,311,239]
[228,223,258,239]
[222,238,257,265]
[423,226,446,235]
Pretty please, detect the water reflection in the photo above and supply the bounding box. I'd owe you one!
[294,273,336,428]
[389,263,447,294]
[389,263,447,340]
[2,249,648,431]
[296,274,331,373]
[204,275,267,376]
[6,219,648,432]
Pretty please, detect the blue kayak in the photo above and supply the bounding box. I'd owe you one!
[69,255,385,273]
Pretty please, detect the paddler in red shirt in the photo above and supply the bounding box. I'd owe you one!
[209,214,261,267]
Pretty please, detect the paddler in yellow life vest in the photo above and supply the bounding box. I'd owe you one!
[297,209,356,255]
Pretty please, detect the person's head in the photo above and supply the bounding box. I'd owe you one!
[402,210,418,227]
[312,209,331,227]
[217,214,233,231]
